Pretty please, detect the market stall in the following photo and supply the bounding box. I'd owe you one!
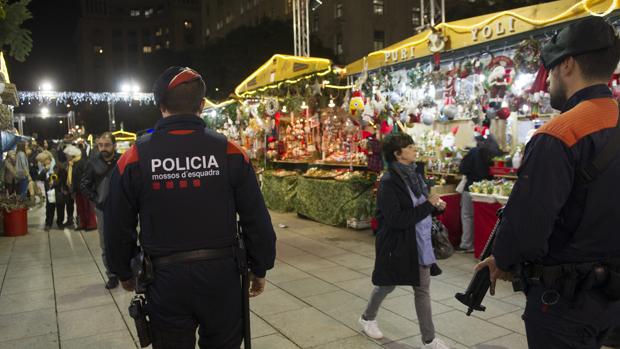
[342,0,620,240]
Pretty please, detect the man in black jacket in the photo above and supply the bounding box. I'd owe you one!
[105,67,276,348]
[81,132,120,289]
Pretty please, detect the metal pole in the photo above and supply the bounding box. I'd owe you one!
[293,0,298,56]
[420,0,425,27]
[108,100,116,131]
[304,0,310,57]
[17,115,24,136]
[441,0,445,24]
[430,0,435,26]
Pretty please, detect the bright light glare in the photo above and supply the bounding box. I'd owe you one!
[40,81,53,91]
[522,104,530,114]
[59,120,63,124]
[40,107,50,117]
[132,84,141,93]
[121,83,131,93]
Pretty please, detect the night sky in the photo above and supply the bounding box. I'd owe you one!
[9,0,159,141]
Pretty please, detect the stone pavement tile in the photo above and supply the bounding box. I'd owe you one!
[50,247,92,260]
[427,280,465,302]
[264,307,357,348]
[52,262,101,278]
[5,263,52,279]
[359,267,374,276]
[54,272,105,293]
[431,265,466,282]
[251,312,277,339]
[0,289,55,315]
[252,333,299,349]
[440,296,521,320]
[381,295,453,322]
[10,243,49,255]
[0,308,57,342]
[313,335,383,348]
[0,236,13,246]
[431,310,512,347]
[334,278,410,301]
[437,254,477,268]
[283,237,346,258]
[327,252,375,270]
[58,304,126,340]
[304,290,421,345]
[383,334,469,349]
[56,284,114,312]
[0,333,59,349]
[498,293,526,308]
[7,250,51,264]
[327,239,376,256]
[278,277,339,298]
[280,253,339,271]
[51,256,94,266]
[61,329,136,349]
[1,273,53,295]
[0,264,6,281]
[488,310,526,335]
[276,242,308,259]
[266,262,310,285]
[474,333,528,349]
[250,287,309,317]
[307,266,367,283]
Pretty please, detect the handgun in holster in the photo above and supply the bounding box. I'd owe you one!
[130,250,154,294]
[129,294,152,348]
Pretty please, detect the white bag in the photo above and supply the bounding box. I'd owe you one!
[46,189,56,204]
[456,175,467,194]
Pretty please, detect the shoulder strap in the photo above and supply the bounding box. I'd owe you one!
[577,108,620,184]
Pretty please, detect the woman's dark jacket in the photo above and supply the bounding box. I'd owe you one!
[70,158,88,194]
[371,168,437,287]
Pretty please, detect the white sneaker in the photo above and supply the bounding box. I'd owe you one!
[358,316,384,339]
[422,337,450,349]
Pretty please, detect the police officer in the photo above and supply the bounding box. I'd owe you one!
[475,17,620,348]
[104,67,276,348]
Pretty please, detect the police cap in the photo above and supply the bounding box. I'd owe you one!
[541,17,619,70]
[153,66,204,107]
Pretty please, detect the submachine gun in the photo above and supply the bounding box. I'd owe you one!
[454,208,523,316]
[236,222,252,349]
[128,250,154,347]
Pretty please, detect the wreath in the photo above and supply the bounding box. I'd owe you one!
[264,98,279,116]
[514,39,542,74]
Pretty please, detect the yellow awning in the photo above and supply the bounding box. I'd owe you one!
[235,54,332,97]
[346,0,619,75]
[112,130,137,142]
[203,98,236,109]
[0,52,10,83]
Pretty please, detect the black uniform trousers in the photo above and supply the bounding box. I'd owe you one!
[524,285,620,349]
[145,257,243,349]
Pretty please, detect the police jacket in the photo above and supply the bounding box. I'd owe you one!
[104,115,277,281]
[493,85,620,270]
[80,152,120,209]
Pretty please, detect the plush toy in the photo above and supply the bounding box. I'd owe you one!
[349,91,365,116]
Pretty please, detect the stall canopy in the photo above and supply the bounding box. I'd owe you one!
[346,0,620,75]
[234,54,332,97]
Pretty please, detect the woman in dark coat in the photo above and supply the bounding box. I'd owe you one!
[359,133,450,349]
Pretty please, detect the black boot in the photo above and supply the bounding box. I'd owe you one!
[430,263,443,277]
[105,276,119,289]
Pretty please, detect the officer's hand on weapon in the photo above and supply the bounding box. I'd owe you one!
[121,278,136,292]
[249,274,266,297]
[474,255,512,296]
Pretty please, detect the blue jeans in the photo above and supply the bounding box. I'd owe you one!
[16,178,28,200]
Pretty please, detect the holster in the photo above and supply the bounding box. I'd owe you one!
[129,295,152,348]
[131,250,154,294]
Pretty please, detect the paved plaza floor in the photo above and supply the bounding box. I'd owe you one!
[0,207,613,348]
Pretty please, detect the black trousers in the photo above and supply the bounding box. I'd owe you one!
[62,195,74,224]
[145,257,243,349]
[524,285,620,349]
[45,201,64,228]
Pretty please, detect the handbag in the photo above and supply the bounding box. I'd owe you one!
[47,188,56,204]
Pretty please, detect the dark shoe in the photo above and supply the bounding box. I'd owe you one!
[44,225,51,232]
[430,263,443,276]
[105,276,119,289]
[57,223,65,229]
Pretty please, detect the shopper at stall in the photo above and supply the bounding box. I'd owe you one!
[359,133,449,349]
[60,145,77,229]
[64,144,97,231]
[476,17,620,348]
[80,132,120,289]
[105,66,276,348]
[457,132,494,253]
[15,142,30,200]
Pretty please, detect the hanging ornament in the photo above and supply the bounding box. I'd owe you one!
[281,105,287,113]
[421,109,435,126]
[349,91,365,115]
[328,98,336,108]
[442,104,458,120]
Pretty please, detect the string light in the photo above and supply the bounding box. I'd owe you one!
[19,91,155,105]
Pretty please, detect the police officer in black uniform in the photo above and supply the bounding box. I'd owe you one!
[104,67,276,348]
[475,17,620,348]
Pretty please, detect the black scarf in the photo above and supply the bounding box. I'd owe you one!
[391,161,428,198]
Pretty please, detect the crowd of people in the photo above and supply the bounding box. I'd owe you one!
[3,132,121,289]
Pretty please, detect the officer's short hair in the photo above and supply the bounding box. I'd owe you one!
[161,79,206,114]
[574,39,620,81]
[382,133,414,163]
[98,132,116,144]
